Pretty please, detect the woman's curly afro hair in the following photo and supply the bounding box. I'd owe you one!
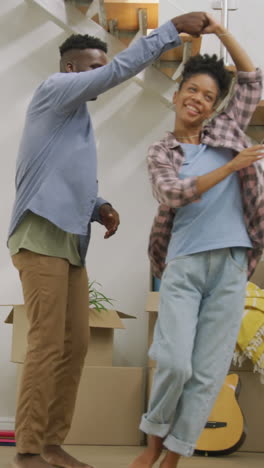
[179,54,233,100]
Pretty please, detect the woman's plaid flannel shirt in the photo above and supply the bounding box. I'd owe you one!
[148,69,264,280]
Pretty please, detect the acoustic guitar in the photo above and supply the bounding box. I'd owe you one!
[195,373,246,456]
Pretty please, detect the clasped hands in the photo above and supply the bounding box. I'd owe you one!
[173,12,224,38]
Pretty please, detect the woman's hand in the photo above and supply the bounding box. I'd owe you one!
[196,145,264,196]
[228,145,264,172]
[202,13,255,71]
[202,13,225,36]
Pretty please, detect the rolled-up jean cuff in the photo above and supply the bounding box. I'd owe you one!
[139,415,170,438]
[163,434,195,457]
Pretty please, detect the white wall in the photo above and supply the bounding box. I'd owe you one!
[0,0,263,421]
[160,0,264,98]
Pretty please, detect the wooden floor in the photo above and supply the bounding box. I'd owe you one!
[1,446,264,468]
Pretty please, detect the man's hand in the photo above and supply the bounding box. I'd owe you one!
[99,204,120,239]
[172,12,209,36]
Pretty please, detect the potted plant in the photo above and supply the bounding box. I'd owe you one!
[89,281,114,312]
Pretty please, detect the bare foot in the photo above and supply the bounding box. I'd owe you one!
[159,450,181,468]
[129,435,164,468]
[12,454,54,468]
[42,446,94,468]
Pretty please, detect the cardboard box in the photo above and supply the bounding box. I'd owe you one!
[145,292,159,368]
[16,364,145,445]
[230,358,254,372]
[5,305,135,367]
[235,371,264,452]
[249,100,264,126]
[246,126,264,144]
[250,259,264,289]
[147,367,155,402]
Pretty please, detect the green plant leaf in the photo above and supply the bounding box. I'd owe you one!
[88,281,114,312]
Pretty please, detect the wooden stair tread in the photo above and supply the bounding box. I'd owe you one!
[246,126,264,143]
[153,33,202,80]
[77,1,158,30]
[105,2,158,30]
[159,34,202,62]
[76,3,200,63]
[250,100,264,126]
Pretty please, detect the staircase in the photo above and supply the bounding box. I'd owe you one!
[248,101,264,143]
[29,0,264,141]
[66,0,202,82]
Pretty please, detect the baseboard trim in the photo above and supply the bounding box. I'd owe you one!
[0,417,15,430]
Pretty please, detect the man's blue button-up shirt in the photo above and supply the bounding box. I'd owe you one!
[8,21,181,263]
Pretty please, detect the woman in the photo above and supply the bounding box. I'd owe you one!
[131,14,264,468]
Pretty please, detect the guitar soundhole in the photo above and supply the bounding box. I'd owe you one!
[195,374,246,456]
[205,421,227,429]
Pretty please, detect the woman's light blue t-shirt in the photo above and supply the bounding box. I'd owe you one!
[166,144,252,263]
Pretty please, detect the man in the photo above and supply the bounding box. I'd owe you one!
[8,11,210,468]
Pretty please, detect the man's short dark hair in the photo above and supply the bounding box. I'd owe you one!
[59,34,108,56]
[179,54,233,100]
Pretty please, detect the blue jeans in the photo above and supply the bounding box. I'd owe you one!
[140,248,247,456]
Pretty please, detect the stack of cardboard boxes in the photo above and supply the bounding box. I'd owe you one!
[144,291,159,401]
[145,262,264,453]
[5,306,144,445]
[5,260,264,450]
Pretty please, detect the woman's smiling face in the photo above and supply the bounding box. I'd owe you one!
[173,73,219,128]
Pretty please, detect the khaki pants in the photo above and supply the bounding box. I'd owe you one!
[12,250,90,454]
